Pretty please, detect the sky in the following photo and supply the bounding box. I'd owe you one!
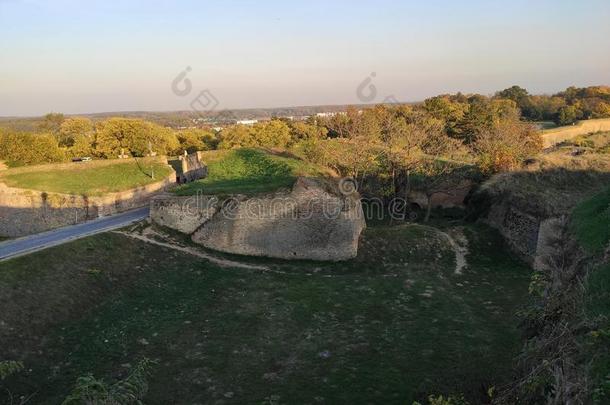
[1,0,609,116]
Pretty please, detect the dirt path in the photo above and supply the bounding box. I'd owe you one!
[437,228,469,275]
[0,161,7,171]
[114,229,272,272]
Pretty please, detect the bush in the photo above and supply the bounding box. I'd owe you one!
[473,120,542,174]
[62,358,155,405]
[0,360,23,380]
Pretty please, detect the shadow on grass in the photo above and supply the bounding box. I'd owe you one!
[174,149,298,196]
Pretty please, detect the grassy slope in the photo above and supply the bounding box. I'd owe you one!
[0,223,529,404]
[0,160,173,196]
[477,132,610,217]
[573,187,610,400]
[174,148,331,196]
[573,186,610,255]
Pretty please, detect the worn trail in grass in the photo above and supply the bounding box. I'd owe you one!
[0,223,530,404]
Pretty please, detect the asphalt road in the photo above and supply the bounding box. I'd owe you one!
[0,206,149,262]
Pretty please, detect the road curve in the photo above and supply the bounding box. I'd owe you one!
[0,207,149,262]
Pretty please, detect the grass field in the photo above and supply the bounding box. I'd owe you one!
[0,159,173,196]
[0,222,530,404]
[174,148,331,196]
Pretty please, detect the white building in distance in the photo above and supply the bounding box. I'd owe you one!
[237,119,258,125]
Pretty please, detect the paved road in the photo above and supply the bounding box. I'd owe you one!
[0,207,149,262]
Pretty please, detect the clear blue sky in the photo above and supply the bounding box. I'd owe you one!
[1,0,609,116]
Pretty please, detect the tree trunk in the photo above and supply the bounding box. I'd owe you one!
[424,194,433,222]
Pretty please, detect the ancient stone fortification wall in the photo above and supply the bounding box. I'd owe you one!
[408,180,475,210]
[542,118,610,148]
[170,151,207,183]
[0,174,174,237]
[150,194,218,234]
[483,200,544,264]
[473,167,610,269]
[150,177,366,261]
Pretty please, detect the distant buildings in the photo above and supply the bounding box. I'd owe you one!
[315,111,346,118]
[236,119,258,125]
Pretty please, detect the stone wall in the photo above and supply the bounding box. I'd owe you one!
[171,151,207,183]
[408,180,475,210]
[0,173,175,237]
[150,177,366,261]
[484,201,543,263]
[150,194,218,234]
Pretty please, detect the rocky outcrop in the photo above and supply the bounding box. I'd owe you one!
[150,177,366,261]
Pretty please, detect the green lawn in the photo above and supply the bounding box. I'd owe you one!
[174,148,330,196]
[0,222,530,404]
[0,160,173,196]
[535,121,558,131]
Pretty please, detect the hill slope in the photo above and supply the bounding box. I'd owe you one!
[174,148,333,196]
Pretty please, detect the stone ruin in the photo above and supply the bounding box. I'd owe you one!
[170,151,208,184]
[150,177,366,261]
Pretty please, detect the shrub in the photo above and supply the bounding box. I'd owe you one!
[62,358,155,405]
[0,360,24,380]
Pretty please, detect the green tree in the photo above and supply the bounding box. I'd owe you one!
[0,131,65,165]
[218,125,256,149]
[423,95,468,136]
[70,134,95,157]
[94,118,178,158]
[289,121,328,142]
[37,112,65,134]
[176,128,217,153]
[59,117,94,147]
[556,105,582,125]
[473,120,542,174]
[455,97,520,143]
[252,119,292,148]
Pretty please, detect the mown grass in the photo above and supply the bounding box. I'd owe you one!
[0,222,530,404]
[0,159,173,196]
[174,148,330,196]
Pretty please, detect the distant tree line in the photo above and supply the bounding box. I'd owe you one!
[495,85,610,125]
[3,84,606,189]
[0,115,218,166]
